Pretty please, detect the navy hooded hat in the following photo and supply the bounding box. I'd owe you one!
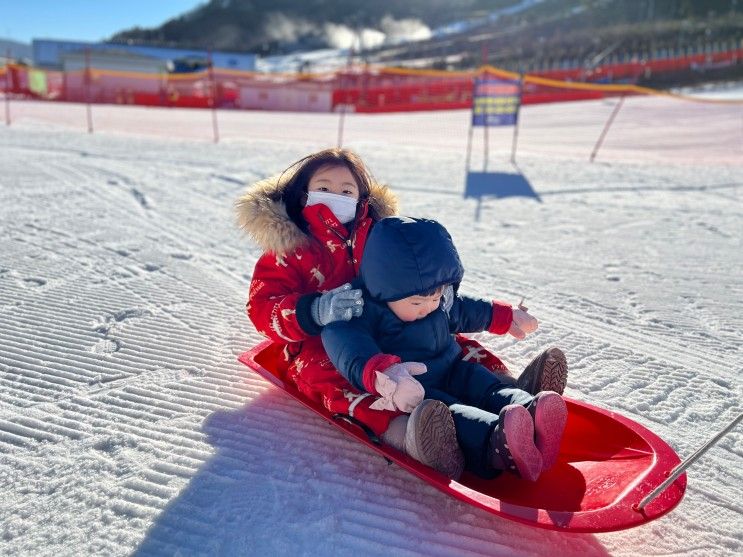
[360,216,464,302]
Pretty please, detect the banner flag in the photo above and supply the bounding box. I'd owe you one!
[471,76,521,127]
[29,69,48,96]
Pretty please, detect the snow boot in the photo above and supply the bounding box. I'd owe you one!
[517,347,568,395]
[489,404,543,482]
[528,391,568,471]
[402,399,464,480]
[381,414,409,453]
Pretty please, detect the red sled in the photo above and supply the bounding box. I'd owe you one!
[239,340,686,533]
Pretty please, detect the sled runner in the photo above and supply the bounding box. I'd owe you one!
[239,340,686,533]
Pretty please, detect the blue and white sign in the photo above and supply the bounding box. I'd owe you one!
[471,76,521,127]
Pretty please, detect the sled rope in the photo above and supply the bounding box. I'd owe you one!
[331,413,382,446]
[332,413,394,465]
[636,411,742,512]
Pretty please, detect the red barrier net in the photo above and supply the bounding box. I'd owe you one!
[2,48,742,113]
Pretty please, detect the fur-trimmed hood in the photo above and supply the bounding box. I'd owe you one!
[235,173,398,255]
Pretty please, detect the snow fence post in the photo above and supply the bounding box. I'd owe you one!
[590,93,625,162]
[208,49,219,144]
[4,48,10,126]
[85,48,94,134]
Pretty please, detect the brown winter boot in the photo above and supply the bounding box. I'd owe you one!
[403,399,465,480]
[517,347,568,395]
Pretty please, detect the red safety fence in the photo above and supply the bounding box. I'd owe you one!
[334,49,743,112]
[532,48,743,83]
[2,48,742,114]
[333,68,609,113]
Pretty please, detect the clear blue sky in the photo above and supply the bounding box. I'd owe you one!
[2,1,205,44]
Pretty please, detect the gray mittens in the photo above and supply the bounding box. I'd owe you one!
[311,283,364,326]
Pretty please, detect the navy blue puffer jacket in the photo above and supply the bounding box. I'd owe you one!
[322,217,497,392]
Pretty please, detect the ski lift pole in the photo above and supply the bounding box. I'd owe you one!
[636,412,743,512]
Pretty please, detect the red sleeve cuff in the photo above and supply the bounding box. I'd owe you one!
[362,353,401,394]
[487,300,513,335]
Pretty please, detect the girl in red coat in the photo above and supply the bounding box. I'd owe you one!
[235,148,403,436]
[236,148,568,465]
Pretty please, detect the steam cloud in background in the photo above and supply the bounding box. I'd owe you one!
[263,13,317,43]
[379,16,433,44]
[325,16,432,49]
[262,13,432,50]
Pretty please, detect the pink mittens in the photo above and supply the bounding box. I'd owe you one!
[508,308,539,340]
[370,362,427,412]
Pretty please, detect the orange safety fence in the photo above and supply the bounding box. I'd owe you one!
[333,55,743,111]
[3,62,741,166]
[2,48,742,114]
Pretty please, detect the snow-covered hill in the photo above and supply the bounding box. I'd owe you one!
[0,95,741,556]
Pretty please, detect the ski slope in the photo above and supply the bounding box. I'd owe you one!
[0,92,741,556]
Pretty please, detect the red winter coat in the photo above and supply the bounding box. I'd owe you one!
[235,173,402,435]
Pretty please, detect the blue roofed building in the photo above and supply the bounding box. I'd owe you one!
[32,39,257,73]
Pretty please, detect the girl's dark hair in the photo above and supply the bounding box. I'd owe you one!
[280,148,379,232]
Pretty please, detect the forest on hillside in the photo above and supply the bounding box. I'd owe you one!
[110,0,742,55]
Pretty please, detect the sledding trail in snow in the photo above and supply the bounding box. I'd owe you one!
[0,94,741,556]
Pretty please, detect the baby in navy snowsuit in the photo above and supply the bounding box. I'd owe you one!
[322,216,567,481]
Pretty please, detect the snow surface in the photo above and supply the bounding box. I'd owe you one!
[0,92,741,556]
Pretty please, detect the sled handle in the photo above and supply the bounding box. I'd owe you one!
[636,412,742,512]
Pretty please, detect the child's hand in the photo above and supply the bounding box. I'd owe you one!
[311,283,364,326]
[508,308,538,340]
[370,362,426,413]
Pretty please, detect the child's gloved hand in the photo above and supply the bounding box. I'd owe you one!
[311,283,364,326]
[508,308,538,340]
[369,362,426,413]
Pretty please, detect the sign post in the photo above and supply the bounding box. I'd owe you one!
[510,74,524,163]
[467,70,522,172]
[465,70,537,218]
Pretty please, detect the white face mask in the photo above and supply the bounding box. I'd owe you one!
[306,191,358,224]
